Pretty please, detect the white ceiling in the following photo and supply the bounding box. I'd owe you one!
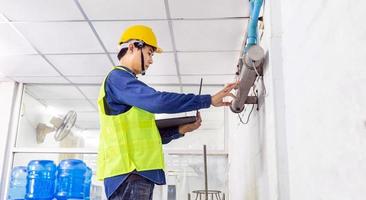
[1,0,249,129]
[78,0,167,20]
[0,0,84,21]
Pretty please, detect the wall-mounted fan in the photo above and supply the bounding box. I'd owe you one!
[36,111,77,143]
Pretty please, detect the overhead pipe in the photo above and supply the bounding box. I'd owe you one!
[230,0,265,113]
[245,0,264,51]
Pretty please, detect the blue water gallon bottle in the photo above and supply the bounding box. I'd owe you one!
[55,159,87,200]
[83,167,92,200]
[8,166,27,200]
[25,160,56,200]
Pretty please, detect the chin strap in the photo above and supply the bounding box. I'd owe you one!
[132,40,146,76]
[140,50,145,76]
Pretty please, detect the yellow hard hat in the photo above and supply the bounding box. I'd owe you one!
[118,25,162,53]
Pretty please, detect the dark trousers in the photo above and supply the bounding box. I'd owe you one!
[109,174,155,200]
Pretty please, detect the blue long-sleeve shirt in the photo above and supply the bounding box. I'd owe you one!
[103,66,212,198]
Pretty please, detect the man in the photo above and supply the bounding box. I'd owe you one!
[97,25,237,200]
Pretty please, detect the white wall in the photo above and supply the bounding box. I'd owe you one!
[230,0,366,199]
[280,0,366,199]
[228,0,288,199]
[0,81,16,186]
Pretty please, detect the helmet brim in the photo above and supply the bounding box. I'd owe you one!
[155,47,163,53]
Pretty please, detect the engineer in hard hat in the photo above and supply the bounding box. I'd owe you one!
[97,25,237,200]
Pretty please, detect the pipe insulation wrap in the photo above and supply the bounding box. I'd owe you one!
[245,0,263,51]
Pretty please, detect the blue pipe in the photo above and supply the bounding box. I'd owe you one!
[244,0,263,52]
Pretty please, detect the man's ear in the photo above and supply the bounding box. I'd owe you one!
[127,43,135,53]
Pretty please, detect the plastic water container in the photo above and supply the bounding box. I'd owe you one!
[8,166,27,200]
[55,159,87,200]
[83,167,92,200]
[25,160,56,200]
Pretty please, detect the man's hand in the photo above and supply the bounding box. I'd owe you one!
[211,82,238,107]
[178,112,202,135]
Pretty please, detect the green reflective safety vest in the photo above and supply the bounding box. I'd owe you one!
[96,67,165,180]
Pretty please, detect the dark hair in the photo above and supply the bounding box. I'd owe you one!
[117,48,128,60]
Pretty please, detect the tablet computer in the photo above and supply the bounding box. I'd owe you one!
[155,116,197,129]
[155,78,203,129]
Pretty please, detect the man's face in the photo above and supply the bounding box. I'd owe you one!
[141,46,154,71]
[129,44,155,74]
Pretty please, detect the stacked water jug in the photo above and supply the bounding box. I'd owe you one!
[8,159,92,200]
